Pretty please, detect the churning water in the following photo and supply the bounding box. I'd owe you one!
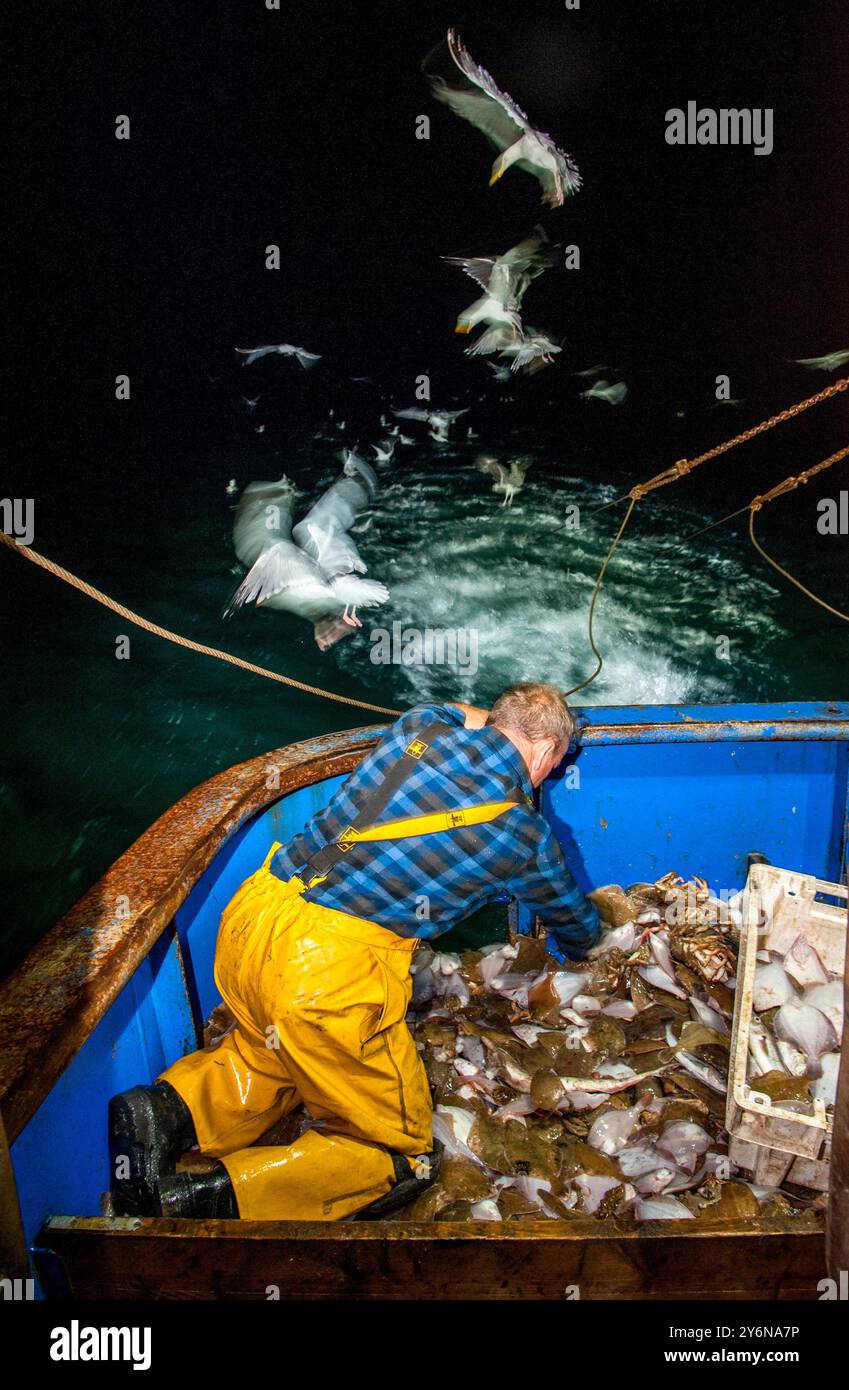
[2,393,846,975]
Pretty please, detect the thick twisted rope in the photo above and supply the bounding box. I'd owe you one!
[0,530,401,716]
[4,380,846,709]
[591,376,849,515]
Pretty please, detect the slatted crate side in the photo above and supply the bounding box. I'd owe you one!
[727,865,847,1169]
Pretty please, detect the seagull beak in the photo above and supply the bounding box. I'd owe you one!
[489,167,504,186]
[455,323,473,334]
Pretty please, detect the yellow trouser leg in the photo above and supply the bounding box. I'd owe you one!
[158,1024,301,1155]
[220,1128,399,1221]
[161,854,433,1220]
[157,851,306,1154]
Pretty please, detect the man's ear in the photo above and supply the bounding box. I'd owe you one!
[529,738,556,780]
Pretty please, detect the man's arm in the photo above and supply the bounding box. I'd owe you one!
[503,815,601,959]
[449,701,490,730]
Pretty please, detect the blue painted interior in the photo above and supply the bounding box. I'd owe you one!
[546,737,848,895]
[9,703,848,1291]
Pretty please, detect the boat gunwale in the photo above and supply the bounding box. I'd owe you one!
[2,701,847,1144]
[0,724,385,1142]
[38,1210,827,1301]
[41,1210,824,1241]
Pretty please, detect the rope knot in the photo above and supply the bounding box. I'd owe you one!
[673,458,692,477]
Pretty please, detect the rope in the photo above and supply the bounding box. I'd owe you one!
[3,381,845,713]
[748,505,849,624]
[562,498,637,697]
[685,445,849,541]
[591,376,849,515]
[0,531,401,716]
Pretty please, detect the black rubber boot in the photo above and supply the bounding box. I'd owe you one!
[108,1081,197,1217]
[351,1140,443,1221]
[157,1165,239,1219]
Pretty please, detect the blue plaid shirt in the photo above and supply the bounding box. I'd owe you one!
[271,702,601,957]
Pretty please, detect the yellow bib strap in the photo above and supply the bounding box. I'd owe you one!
[302,799,527,890]
[261,839,285,869]
[338,800,522,844]
[297,715,532,892]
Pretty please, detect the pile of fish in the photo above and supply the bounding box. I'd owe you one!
[750,930,843,1113]
[397,872,820,1223]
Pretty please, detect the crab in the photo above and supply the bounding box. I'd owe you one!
[669,928,736,984]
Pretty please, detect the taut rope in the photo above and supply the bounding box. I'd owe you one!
[3,380,846,708]
[0,530,401,716]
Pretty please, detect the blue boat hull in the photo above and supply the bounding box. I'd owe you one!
[2,700,847,1297]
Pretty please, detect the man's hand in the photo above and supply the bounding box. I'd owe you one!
[452,702,490,730]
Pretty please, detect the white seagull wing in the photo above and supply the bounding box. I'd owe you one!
[235,346,275,366]
[224,541,312,616]
[441,255,498,292]
[299,520,367,579]
[436,28,530,149]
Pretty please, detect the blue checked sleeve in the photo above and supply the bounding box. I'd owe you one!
[503,814,601,960]
[396,702,467,735]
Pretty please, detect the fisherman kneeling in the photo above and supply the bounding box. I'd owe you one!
[108,682,601,1222]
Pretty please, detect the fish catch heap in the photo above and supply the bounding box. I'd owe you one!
[398,872,825,1222]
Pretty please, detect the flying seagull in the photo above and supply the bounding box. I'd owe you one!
[466,323,520,359]
[444,225,559,335]
[580,379,628,405]
[235,343,321,368]
[425,29,581,207]
[476,455,532,507]
[393,406,470,442]
[572,364,609,379]
[372,439,396,465]
[497,328,562,373]
[791,350,849,372]
[468,323,560,373]
[225,455,388,649]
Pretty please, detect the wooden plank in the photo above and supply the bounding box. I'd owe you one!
[41,1215,826,1301]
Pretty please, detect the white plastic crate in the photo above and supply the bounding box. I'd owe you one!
[727,863,846,1186]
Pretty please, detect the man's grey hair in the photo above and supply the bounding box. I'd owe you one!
[487,682,576,746]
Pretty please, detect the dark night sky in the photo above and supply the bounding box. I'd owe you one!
[5,0,849,482]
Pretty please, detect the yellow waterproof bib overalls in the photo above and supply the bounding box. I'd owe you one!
[158,723,528,1220]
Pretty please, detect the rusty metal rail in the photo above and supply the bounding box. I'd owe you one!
[0,727,383,1143]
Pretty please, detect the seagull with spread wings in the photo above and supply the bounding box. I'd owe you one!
[425,29,581,207]
[235,343,321,369]
[444,224,559,335]
[580,379,628,405]
[466,322,560,373]
[225,455,388,649]
[476,454,533,507]
[392,406,470,442]
[791,349,849,372]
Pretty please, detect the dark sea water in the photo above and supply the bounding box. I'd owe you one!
[2,365,848,978]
